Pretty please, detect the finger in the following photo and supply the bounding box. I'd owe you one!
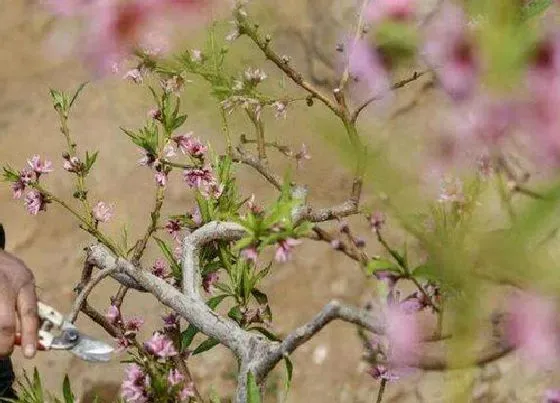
[16,282,38,359]
[0,281,16,357]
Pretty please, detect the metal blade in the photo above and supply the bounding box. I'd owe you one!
[69,334,114,362]
[60,322,114,362]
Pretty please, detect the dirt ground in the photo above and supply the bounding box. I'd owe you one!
[1,1,559,402]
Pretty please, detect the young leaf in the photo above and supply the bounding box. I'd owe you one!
[247,371,261,403]
[251,288,268,305]
[283,356,294,401]
[62,375,74,403]
[248,326,280,342]
[192,337,220,355]
[68,82,88,111]
[365,258,400,276]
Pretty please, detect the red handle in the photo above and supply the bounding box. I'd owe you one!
[14,333,47,351]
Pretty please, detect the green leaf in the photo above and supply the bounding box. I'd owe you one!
[412,263,439,281]
[283,356,293,401]
[192,337,219,355]
[522,0,553,20]
[68,82,88,111]
[365,258,400,276]
[33,368,43,401]
[172,114,187,130]
[247,372,261,403]
[49,89,66,111]
[228,305,243,323]
[181,325,198,351]
[208,293,229,309]
[62,375,74,403]
[153,237,181,275]
[251,288,268,305]
[248,326,280,341]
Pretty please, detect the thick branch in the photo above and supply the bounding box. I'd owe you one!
[87,240,254,359]
[181,221,247,297]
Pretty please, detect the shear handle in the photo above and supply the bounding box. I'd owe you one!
[14,331,51,351]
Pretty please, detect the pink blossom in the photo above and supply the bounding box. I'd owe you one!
[155,171,167,187]
[274,238,302,263]
[347,38,390,100]
[152,259,167,278]
[368,211,386,231]
[144,332,177,357]
[81,1,155,74]
[247,194,262,214]
[294,144,311,169]
[367,364,400,382]
[506,292,560,368]
[179,383,195,400]
[173,240,183,262]
[27,155,53,177]
[385,305,420,366]
[63,155,82,173]
[138,150,157,167]
[162,312,179,331]
[191,206,202,226]
[241,247,258,263]
[366,0,416,23]
[106,304,120,325]
[24,191,47,215]
[115,336,132,352]
[422,3,479,101]
[162,75,185,95]
[12,180,26,200]
[202,272,219,294]
[172,133,207,157]
[545,389,560,403]
[148,108,161,120]
[121,364,149,403]
[163,141,176,158]
[167,369,184,387]
[183,166,214,188]
[522,33,560,163]
[124,317,144,336]
[273,101,287,119]
[165,219,182,240]
[330,239,342,250]
[123,68,144,84]
[93,201,114,222]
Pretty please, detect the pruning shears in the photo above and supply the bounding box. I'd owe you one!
[14,302,114,363]
[1,224,113,362]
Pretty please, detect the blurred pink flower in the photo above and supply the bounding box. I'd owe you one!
[173,133,207,157]
[422,3,479,101]
[545,389,560,403]
[165,219,182,240]
[162,312,179,331]
[295,144,311,169]
[12,180,25,200]
[438,175,465,203]
[106,304,120,325]
[27,155,53,177]
[347,38,390,100]
[368,211,386,231]
[24,191,47,215]
[124,317,144,336]
[507,292,560,368]
[191,206,202,226]
[366,0,416,23]
[523,33,560,163]
[93,201,114,222]
[121,364,149,403]
[152,259,167,278]
[275,238,302,263]
[167,369,184,387]
[202,272,219,294]
[385,305,420,366]
[63,155,82,173]
[179,383,195,400]
[155,171,167,187]
[241,247,258,263]
[123,68,144,84]
[144,332,177,357]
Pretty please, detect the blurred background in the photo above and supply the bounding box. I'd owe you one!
[1,0,559,401]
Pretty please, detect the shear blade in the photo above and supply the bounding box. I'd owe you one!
[70,335,114,362]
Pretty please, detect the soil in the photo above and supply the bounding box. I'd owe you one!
[0,1,558,402]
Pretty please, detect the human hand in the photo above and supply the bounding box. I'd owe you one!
[0,250,38,358]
